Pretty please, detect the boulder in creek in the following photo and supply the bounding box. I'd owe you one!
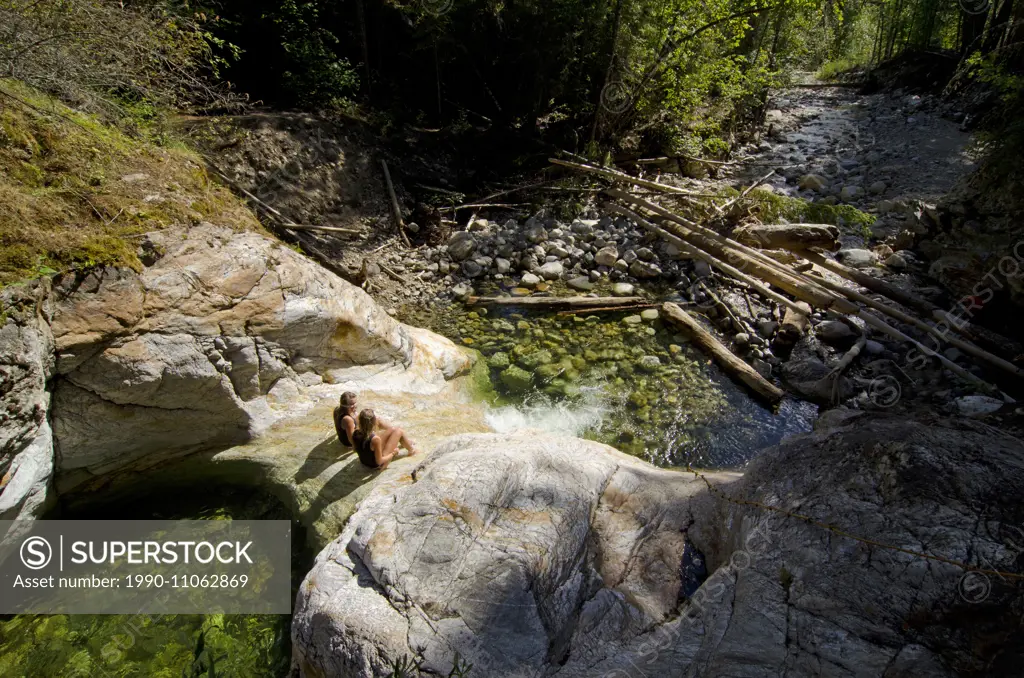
[538,261,564,280]
[780,354,852,403]
[836,248,878,268]
[594,246,619,267]
[815,319,856,344]
[293,415,1024,677]
[48,223,472,495]
[799,174,829,192]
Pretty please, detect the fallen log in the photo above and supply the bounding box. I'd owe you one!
[799,249,939,317]
[549,158,702,198]
[607,192,852,312]
[381,160,412,248]
[604,204,809,315]
[661,302,784,405]
[556,303,660,315]
[778,301,812,344]
[605,194,1001,392]
[466,296,646,310]
[285,224,363,235]
[699,281,744,333]
[798,265,1024,380]
[734,223,839,252]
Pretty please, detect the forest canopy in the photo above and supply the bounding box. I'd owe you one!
[1,0,1022,156]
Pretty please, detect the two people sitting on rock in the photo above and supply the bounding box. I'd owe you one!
[333,392,419,470]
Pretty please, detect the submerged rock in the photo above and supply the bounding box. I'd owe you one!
[498,365,533,393]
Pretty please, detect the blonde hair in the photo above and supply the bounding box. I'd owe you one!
[356,409,376,442]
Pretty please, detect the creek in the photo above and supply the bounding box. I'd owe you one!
[0,484,309,677]
[399,288,815,469]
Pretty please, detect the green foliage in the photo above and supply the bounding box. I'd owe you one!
[199,0,359,108]
[274,0,360,107]
[0,0,240,118]
[746,190,875,229]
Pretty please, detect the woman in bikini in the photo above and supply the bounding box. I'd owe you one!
[352,408,419,470]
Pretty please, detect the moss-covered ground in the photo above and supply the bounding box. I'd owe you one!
[0,80,261,287]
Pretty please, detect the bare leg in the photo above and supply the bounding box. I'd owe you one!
[381,426,419,455]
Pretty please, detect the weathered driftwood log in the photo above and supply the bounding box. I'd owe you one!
[800,249,938,316]
[605,192,1001,391]
[854,310,998,392]
[549,158,702,198]
[607,191,854,313]
[801,266,1024,380]
[778,301,812,345]
[662,303,784,405]
[733,223,839,252]
[381,160,412,247]
[604,204,808,315]
[466,296,646,310]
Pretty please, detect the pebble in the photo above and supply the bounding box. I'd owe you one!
[640,309,660,321]
[567,277,595,291]
[612,282,635,296]
[623,315,644,325]
[520,272,541,288]
[734,332,750,348]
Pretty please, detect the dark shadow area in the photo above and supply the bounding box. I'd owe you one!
[302,459,379,528]
[295,434,354,483]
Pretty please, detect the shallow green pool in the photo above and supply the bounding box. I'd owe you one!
[401,294,815,468]
[0,486,306,677]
